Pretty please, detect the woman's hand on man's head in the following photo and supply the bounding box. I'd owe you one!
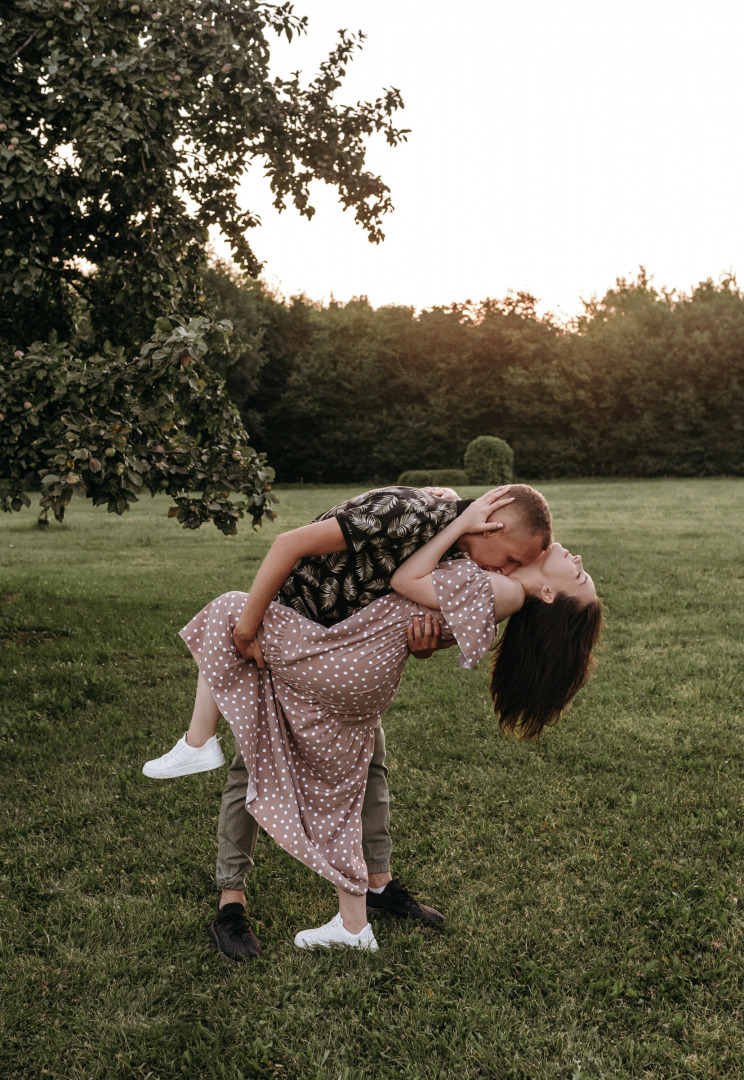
[460,486,514,534]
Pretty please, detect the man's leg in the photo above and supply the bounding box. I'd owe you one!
[362,723,392,888]
[216,749,258,900]
[210,750,263,959]
[362,724,444,925]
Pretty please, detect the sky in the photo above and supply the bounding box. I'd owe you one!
[211,0,744,320]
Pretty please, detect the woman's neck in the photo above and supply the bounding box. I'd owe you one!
[486,571,526,621]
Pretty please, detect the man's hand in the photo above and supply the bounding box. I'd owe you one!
[421,486,460,501]
[233,622,265,667]
[407,613,455,659]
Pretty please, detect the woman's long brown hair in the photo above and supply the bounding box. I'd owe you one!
[490,593,603,740]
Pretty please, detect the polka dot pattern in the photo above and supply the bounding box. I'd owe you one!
[179,560,496,894]
[432,561,498,669]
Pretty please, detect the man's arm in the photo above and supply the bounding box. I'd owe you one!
[233,518,347,665]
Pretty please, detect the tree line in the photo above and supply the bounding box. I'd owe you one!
[206,266,744,483]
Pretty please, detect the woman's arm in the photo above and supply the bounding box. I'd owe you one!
[233,518,346,666]
[390,487,513,607]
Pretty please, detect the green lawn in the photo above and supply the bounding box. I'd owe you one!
[1,479,743,1080]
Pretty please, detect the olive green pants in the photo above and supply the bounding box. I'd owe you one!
[215,723,392,890]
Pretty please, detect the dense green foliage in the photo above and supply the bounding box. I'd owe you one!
[430,468,469,487]
[464,435,514,485]
[2,480,743,1079]
[209,270,744,483]
[0,0,406,349]
[397,469,437,487]
[1,1,405,528]
[0,317,275,532]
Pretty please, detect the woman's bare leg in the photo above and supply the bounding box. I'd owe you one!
[337,887,369,935]
[185,672,221,747]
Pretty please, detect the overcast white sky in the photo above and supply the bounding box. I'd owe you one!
[211,0,744,320]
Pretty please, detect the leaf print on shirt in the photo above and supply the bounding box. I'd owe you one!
[299,583,319,615]
[397,536,423,559]
[365,577,392,595]
[368,491,402,515]
[320,577,341,612]
[385,511,421,539]
[347,512,382,536]
[370,545,398,574]
[325,550,348,571]
[356,549,375,582]
[296,564,321,588]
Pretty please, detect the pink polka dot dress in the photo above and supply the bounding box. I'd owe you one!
[180,560,497,896]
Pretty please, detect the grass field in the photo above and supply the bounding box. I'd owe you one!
[1,479,743,1080]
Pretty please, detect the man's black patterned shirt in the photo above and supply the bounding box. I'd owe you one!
[275,487,468,627]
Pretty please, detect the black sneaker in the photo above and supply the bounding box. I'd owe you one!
[366,878,444,925]
[210,902,263,960]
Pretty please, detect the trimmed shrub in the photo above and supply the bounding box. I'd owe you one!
[430,468,469,487]
[397,469,433,486]
[464,436,514,485]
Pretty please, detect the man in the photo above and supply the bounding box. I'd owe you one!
[210,484,551,959]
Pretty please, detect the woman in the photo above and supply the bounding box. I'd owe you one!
[144,492,602,951]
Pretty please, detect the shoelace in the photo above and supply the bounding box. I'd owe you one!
[392,880,420,904]
[218,908,248,926]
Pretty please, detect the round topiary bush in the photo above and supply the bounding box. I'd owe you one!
[397,469,434,486]
[463,436,514,485]
[430,468,469,487]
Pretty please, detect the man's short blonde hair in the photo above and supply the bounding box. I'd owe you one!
[508,484,552,551]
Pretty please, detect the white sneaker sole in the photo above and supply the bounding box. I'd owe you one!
[142,757,225,779]
[294,935,378,951]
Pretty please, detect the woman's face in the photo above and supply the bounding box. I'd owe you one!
[525,542,597,604]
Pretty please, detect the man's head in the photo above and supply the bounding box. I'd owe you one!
[456,484,552,575]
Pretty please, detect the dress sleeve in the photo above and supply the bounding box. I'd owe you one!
[431,560,498,670]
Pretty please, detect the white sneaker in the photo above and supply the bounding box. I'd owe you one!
[294,913,378,951]
[142,734,226,779]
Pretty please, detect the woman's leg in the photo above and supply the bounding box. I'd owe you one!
[337,887,370,935]
[185,672,221,747]
[142,671,225,778]
[294,886,376,950]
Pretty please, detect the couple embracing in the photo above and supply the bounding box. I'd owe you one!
[144,484,601,954]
